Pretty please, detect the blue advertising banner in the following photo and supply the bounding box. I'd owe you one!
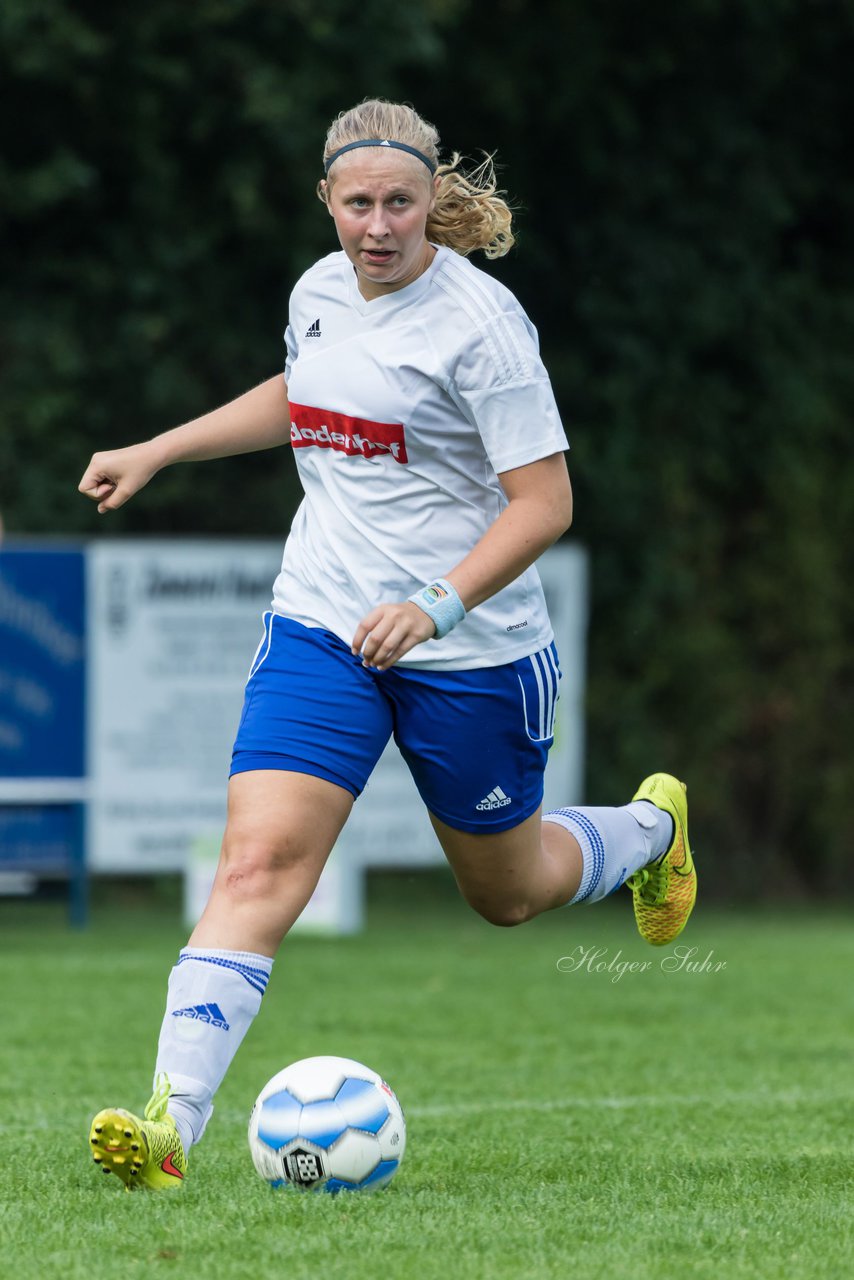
[0,546,86,779]
[0,805,81,871]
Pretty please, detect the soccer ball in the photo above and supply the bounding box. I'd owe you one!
[248,1055,406,1193]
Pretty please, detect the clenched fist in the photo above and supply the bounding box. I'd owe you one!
[78,441,161,513]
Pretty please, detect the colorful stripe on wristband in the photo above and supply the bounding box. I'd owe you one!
[407,579,466,639]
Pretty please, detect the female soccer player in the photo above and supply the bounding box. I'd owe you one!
[80,100,696,1190]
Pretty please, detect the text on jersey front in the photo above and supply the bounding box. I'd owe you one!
[290,402,408,464]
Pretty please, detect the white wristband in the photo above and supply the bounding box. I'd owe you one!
[407,578,466,639]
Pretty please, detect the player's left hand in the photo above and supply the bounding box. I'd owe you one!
[352,602,436,671]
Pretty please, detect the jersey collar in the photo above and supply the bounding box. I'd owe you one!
[345,245,448,317]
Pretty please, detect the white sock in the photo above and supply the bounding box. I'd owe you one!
[154,947,273,1151]
[543,802,673,905]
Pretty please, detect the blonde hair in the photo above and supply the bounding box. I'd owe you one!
[319,99,515,260]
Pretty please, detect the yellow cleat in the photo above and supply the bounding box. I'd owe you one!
[89,1074,187,1191]
[627,773,697,946]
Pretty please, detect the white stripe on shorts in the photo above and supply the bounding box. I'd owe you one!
[537,649,557,739]
[515,645,559,744]
[246,611,274,684]
[527,651,547,739]
[542,646,560,738]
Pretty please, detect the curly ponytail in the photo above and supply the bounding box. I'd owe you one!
[428,152,515,260]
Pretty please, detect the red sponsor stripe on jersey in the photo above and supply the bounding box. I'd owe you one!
[289,402,408,464]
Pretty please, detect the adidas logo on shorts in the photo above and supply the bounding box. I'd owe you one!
[476,785,512,811]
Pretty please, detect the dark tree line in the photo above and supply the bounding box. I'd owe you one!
[2,0,852,894]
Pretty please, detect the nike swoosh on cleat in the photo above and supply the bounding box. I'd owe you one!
[160,1152,184,1178]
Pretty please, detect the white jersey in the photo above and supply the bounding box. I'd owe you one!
[272,245,569,670]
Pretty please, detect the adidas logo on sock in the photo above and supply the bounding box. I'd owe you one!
[172,1002,230,1030]
[476,785,512,811]
[304,318,322,338]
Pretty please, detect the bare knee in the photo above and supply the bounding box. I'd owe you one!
[466,894,537,928]
[219,832,311,905]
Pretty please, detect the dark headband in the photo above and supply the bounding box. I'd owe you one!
[323,138,437,175]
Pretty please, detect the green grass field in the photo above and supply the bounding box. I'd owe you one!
[1,876,852,1280]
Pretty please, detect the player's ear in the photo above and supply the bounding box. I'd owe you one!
[318,179,334,215]
[428,172,440,215]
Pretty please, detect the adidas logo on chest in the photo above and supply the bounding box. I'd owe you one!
[304,318,322,338]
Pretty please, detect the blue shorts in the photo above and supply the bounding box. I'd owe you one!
[231,615,561,833]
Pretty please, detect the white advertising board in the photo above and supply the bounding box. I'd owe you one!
[87,540,282,872]
[87,540,587,930]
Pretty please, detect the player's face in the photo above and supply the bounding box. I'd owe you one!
[324,151,437,301]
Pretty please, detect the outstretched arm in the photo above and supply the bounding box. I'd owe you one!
[352,452,572,668]
[78,374,290,513]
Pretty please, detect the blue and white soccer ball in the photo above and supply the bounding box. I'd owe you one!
[248,1055,406,1194]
